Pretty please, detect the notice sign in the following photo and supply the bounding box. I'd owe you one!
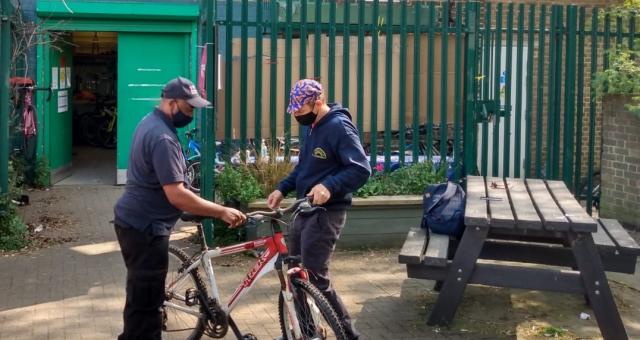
[65,67,71,88]
[59,67,66,89]
[51,67,58,90]
[58,90,68,113]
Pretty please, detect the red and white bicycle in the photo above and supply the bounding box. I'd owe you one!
[162,198,347,340]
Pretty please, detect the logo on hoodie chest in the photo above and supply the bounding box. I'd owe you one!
[312,147,327,159]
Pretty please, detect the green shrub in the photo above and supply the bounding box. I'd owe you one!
[0,162,28,251]
[0,209,28,250]
[593,1,640,119]
[355,162,446,197]
[214,165,263,208]
[32,156,50,189]
[212,165,262,245]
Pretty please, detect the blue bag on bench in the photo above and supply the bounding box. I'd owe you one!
[420,181,466,237]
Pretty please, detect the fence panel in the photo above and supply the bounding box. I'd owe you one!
[203,1,639,215]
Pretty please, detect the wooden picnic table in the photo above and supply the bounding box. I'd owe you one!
[400,176,639,340]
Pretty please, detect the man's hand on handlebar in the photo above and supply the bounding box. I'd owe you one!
[267,190,284,210]
[220,207,247,228]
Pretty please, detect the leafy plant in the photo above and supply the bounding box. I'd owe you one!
[593,48,640,119]
[31,156,50,188]
[355,162,445,198]
[214,165,263,208]
[593,1,640,119]
[0,161,28,251]
[539,326,566,338]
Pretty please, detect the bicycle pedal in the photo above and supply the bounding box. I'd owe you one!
[185,288,199,306]
[242,333,257,340]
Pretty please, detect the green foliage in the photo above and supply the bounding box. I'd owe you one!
[212,219,246,246]
[539,326,566,337]
[214,165,263,208]
[355,162,446,198]
[32,156,50,189]
[593,2,640,119]
[0,162,28,251]
[593,48,640,119]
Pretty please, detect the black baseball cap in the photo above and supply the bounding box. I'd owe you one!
[161,76,211,108]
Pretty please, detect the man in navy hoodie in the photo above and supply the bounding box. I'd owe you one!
[267,79,371,339]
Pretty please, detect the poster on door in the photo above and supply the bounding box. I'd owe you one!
[51,67,58,90]
[58,90,68,113]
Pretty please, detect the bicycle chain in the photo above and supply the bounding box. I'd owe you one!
[204,298,229,338]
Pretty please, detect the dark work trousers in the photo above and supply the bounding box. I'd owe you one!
[287,209,360,340]
[114,224,169,340]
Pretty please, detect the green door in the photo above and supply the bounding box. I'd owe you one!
[47,38,74,183]
[117,32,190,184]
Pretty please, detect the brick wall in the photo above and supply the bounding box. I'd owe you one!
[600,95,640,229]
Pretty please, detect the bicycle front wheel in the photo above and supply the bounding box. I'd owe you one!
[163,245,207,340]
[278,278,347,340]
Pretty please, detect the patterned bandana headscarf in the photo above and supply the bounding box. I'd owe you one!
[286,79,323,114]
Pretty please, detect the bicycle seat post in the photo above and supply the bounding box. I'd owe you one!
[196,223,208,252]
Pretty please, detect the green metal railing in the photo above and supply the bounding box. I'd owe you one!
[199,1,640,220]
[0,0,13,195]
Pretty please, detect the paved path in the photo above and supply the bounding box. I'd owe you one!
[1,185,638,340]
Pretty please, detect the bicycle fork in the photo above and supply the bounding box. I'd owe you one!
[277,260,322,340]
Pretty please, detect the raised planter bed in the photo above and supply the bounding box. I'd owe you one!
[247,195,423,248]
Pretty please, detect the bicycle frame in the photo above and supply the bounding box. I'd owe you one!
[164,227,289,316]
[165,198,328,339]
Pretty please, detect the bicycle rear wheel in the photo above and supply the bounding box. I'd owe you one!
[185,160,201,193]
[163,245,207,340]
[278,278,347,340]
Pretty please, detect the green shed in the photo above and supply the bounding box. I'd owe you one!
[35,0,199,184]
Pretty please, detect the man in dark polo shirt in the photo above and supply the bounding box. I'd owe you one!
[113,77,246,340]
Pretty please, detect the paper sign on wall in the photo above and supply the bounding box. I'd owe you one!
[58,90,68,113]
[51,67,58,90]
[65,67,71,88]
[59,67,66,89]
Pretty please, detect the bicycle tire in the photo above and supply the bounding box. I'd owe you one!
[186,160,201,193]
[577,172,601,209]
[163,245,208,340]
[278,277,347,340]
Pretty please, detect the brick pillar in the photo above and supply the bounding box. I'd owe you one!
[600,95,640,229]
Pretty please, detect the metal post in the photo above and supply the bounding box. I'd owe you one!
[0,0,12,194]
[463,2,480,177]
[201,0,216,245]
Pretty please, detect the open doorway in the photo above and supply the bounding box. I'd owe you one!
[57,31,117,185]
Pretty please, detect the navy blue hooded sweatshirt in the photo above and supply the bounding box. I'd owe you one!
[278,104,371,209]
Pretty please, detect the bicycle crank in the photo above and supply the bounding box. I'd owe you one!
[204,298,229,338]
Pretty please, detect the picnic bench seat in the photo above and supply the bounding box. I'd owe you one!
[398,176,639,339]
[399,218,640,280]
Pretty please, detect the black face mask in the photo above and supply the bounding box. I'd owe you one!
[295,110,317,126]
[172,102,194,128]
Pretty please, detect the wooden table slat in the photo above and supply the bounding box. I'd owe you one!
[593,221,616,249]
[464,176,489,227]
[504,178,542,229]
[525,179,569,231]
[546,180,597,232]
[424,230,450,267]
[600,219,640,255]
[485,177,515,228]
[398,228,427,264]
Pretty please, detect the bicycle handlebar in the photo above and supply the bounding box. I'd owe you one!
[246,197,317,221]
[180,197,319,224]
